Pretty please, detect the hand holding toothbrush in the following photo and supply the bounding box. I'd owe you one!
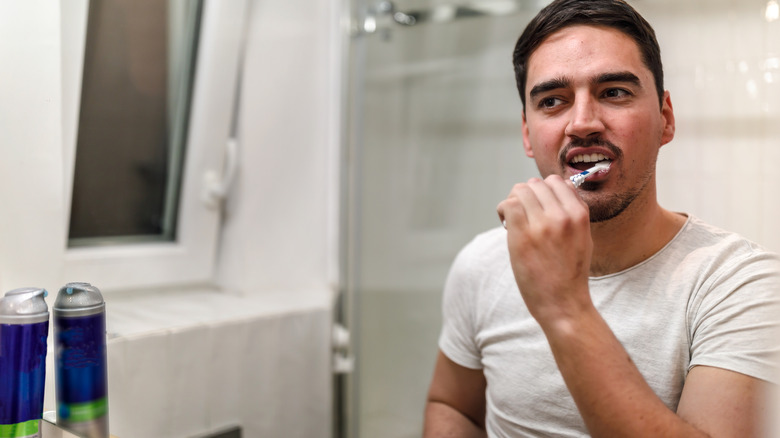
[496,174,595,327]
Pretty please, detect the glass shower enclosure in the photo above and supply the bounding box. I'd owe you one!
[340,1,543,437]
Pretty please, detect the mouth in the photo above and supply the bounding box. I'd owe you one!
[568,153,612,172]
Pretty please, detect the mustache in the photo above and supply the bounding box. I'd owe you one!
[558,137,624,164]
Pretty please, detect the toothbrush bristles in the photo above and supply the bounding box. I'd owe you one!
[570,161,611,188]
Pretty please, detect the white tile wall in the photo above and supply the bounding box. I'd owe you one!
[643,0,780,252]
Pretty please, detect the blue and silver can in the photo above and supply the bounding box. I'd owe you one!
[0,287,49,438]
[53,282,108,438]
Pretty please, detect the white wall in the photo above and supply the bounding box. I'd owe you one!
[215,0,341,294]
[0,2,66,291]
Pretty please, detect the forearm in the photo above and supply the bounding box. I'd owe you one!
[424,401,487,438]
[541,305,707,438]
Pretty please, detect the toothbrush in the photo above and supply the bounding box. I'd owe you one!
[570,161,611,188]
[502,161,612,229]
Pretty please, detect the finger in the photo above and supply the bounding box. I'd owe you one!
[526,177,566,216]
[496,205,507,229]
[547,175,590,217]
[497,182,539,230]
[497,197,527,230]
[513,179,546,220]
[497,198,506,225]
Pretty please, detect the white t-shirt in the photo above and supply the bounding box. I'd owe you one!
[439,215,780,437]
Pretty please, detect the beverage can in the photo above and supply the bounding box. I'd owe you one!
[0,287,49,438]
[53,282,108,438]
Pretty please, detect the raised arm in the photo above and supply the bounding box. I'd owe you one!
[497,175,773,437]
[423,350,487,438]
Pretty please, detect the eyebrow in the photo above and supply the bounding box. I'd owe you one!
[528,71,642,101]
[595,71,641,87]
[529,77,570,101]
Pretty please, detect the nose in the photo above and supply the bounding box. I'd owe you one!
[564,95,605,140]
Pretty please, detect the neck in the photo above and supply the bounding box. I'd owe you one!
[588,186,686,277]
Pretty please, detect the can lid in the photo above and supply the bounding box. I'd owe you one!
[54,282,105,316]
[0,287,49,324]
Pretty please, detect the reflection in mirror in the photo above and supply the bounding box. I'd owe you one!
[68,0,203,247]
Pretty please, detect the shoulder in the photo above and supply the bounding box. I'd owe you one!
[679,218,780,382]
[450,226,510,275]
[674,215,780,269]
[443,226,511,302]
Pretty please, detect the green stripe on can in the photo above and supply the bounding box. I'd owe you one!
[58,397,108,423]
[0,419,39,438]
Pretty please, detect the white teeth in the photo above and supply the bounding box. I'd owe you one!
[570,153,609,164]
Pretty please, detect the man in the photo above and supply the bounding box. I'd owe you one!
[423,0,780,436]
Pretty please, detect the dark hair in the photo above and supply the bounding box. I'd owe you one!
[512,0,664,111]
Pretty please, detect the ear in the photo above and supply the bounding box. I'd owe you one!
[659,90,675,147]
[522,112,534,158]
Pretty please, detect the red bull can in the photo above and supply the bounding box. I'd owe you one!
[0,287,49,438]
[53,282,108,438]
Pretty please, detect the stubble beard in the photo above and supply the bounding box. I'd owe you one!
[580,164,655,223]
[558,136,656,223]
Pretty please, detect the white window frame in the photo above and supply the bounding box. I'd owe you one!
[58,0,248,292]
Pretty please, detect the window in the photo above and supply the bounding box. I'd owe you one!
[68,0,201,247]
[60,0,248,291]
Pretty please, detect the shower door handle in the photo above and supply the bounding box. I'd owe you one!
[332,323,355,374]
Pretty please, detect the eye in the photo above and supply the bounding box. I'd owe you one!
[603,88,631,99]
[538,96,564,109]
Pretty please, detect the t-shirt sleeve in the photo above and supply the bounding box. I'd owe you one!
[688,248,780,383]
[438,238,485,370]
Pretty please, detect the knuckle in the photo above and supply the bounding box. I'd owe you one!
[572,208,590,224]
[511,182,529,194]
[545,174,564,184]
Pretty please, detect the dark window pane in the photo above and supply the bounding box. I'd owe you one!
[68,0,202,246]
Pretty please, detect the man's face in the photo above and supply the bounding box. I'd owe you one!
[521,25,675,222]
